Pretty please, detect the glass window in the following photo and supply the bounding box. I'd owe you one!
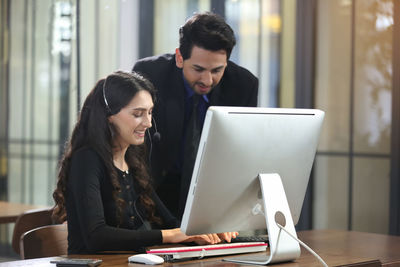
[5,0,140,207]
[8,0,75,205]
[226,0,281,107]
[152,0,282,107]
[315,0,352,152]
[314,0,393,234]
[352,157,390,233]
[353,0,392,154]
[153,0,211,55]
[313,155,349,230]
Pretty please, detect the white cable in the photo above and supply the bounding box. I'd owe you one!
[253,205,327,266]
[198,249,206,259]
[276,223,329,267]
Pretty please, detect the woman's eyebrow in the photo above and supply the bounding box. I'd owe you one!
[129,106,154,111]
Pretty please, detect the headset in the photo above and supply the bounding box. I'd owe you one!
[103,76,161,140]
[147,118,161,165]
[151,118,161,142]
[102,77,113,114]
[103,76,161,160]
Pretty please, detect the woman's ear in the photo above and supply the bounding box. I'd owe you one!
[107,119,115,139]
[175,48,184,68]
[108,115,114,124]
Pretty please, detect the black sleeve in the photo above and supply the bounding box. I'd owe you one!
[231,62,259,107]
[215,61,259,107]
[151,191,180,229]
[67,149,162,253]
[246,75,259,107]
[132,55,166,83]
[132,54,176,88]
[132,59,149,76]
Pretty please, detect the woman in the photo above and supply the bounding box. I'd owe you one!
[52,71,236,254]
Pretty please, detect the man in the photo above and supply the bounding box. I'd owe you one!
[133,12,258,219]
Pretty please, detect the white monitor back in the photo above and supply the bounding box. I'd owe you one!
[181,107,324,235]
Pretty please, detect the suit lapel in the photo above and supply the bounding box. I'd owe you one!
[209,83,221,106]
[164,67,185,162]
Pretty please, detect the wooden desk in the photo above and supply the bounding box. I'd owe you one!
[0,201,48,224]
[1,230,399,267]
[297,230,400,266]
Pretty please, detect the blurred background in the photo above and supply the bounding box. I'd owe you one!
[0,0,399,260]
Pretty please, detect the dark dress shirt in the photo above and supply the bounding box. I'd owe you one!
[177,76,209,172]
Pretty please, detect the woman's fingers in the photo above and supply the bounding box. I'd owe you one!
[173,230,240,245]
[217,232,239,242]
[220,232,230,242]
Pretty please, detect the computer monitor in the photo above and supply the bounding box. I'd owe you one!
[181,107,324,236]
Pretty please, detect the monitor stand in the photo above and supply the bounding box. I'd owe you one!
[223,173,301,265]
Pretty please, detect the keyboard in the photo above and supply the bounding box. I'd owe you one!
[230,236,269,244]
[147,242,268,261]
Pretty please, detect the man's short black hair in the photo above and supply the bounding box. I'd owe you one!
[179,12,236,60]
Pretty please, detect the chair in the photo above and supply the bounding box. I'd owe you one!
[19,223,68,259]
[12,207,54,256]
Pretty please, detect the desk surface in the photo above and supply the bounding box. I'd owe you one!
[1,230,399,267]
[0,201,49,224]
[298,229,400,266]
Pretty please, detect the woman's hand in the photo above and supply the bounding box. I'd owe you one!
[161,228,238,245]
[185,232,239,245]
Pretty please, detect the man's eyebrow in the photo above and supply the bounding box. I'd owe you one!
[193,64,225,71]
[212,66,225,71]
[193,64,206,70]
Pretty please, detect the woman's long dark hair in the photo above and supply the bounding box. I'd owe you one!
[52,71,161,225]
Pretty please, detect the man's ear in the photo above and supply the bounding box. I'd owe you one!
[175,48,184,68]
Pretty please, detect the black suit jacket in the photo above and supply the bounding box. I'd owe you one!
[133,53,258,215]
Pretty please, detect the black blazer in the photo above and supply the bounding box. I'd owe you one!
[133,53,258,205]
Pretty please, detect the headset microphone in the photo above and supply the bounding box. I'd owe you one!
[153,132,161,142]
[152,118,161,142]
[148,118,161,164]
